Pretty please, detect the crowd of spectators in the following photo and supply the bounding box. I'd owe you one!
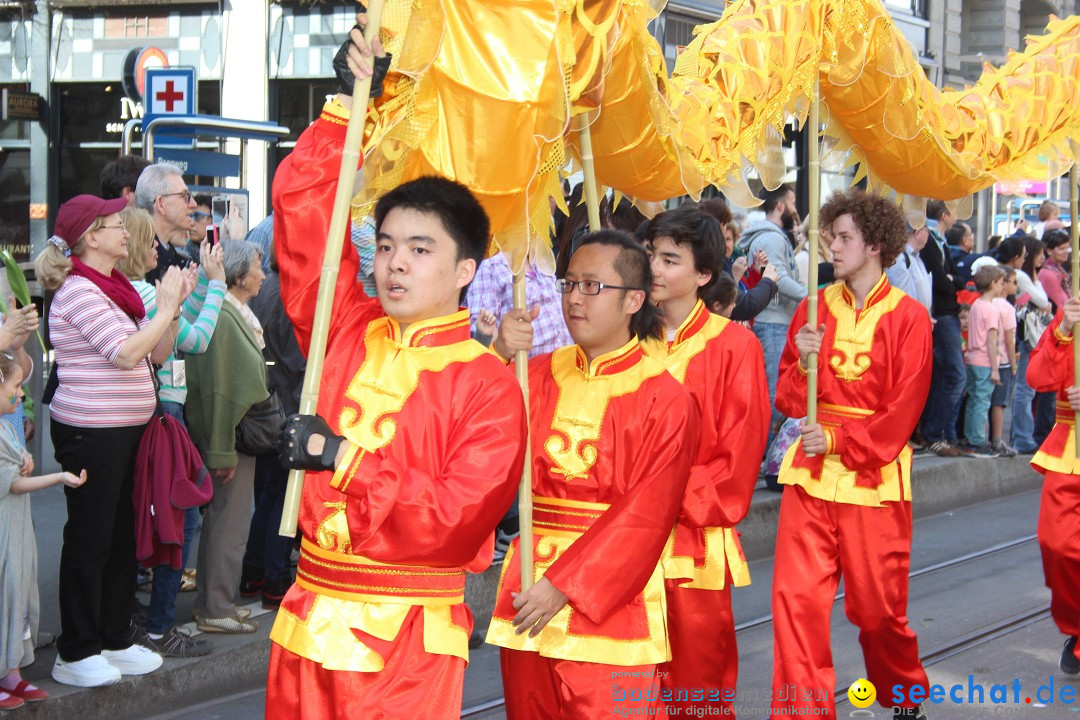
[0,156,303,699]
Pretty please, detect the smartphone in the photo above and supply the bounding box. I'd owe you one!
[211,195,230,226]
[206,224,218,247]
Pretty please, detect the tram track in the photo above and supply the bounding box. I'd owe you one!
[459,533,1041,719]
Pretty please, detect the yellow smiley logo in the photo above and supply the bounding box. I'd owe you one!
[847,678,876,709]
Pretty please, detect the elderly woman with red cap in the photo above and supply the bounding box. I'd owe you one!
[33,194,191,688]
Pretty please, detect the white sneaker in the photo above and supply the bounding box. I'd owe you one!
[101,644,163,675]
[52,654,122,687]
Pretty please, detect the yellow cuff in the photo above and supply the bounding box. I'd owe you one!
[796,360,809,376]
[823,427,837,455]
[329,442,364,493]
[320,97,351,125]
[489,341,512,366]
[1055,325,1074,345]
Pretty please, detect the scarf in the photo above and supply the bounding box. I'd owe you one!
[1045,259,1071,299]
[225,290,265,350]
[70,256,146,320]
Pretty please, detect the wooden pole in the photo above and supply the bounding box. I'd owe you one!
[280,1,385,537]
[514,117,603,587]
[579,117,603,232]
[513,272,535,591]
[806,79,821,430]
[1070,141,1079,458]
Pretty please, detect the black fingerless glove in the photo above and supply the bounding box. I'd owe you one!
[332,25,393,99]
[282,414,345,472]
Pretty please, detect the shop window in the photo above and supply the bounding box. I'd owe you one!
[0,149,30,260]
[267,78,336,206]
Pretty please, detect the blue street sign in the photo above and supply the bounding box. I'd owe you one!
[153,148,241,178]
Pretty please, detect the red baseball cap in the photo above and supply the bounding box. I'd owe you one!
[52,194,128,248]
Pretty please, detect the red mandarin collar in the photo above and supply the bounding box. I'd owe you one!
[385,309,473,349]
[668,299,710,349]
[838,273,892,310]
[573,336,645,377]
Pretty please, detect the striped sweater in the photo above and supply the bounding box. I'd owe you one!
[49,276,155,428]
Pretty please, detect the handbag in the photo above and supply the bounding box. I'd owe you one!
[235,389,287,456]
[1019,305,1051,350]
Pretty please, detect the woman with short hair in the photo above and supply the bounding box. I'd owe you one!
[185,240,269,633]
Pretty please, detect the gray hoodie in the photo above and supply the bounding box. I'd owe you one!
[737,218,807,325]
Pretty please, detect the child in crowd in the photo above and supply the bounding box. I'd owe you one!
[964,265,1005,456]
[0,352,86,709]
[958,303,971,351]
[990,268,1019,456]
[704,274,738,318]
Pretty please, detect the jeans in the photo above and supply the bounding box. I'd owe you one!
[753,321,788,454]
[1011,344,1038,451]
[923,315,966,443]
[964,365,994,447]
[242,454,295,583]
[1035,391,1057,447]
[146,401,202,635]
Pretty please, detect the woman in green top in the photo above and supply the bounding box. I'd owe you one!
[185,240,268,634]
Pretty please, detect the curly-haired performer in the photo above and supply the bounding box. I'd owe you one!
[770,190,934,719]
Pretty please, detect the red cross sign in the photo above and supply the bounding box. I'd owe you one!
[145,68,196,118]
[155,80,185,112]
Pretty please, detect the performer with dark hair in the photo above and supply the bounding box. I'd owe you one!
[771,190,933,719]
[642,205,769,716]
[264,18,526,720]
[487,229,699,719]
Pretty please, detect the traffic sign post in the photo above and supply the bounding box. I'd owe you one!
[143,67,196,149]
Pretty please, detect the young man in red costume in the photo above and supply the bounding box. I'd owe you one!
[265,18,527,720]
[485,230,699,719]
[771,190,933,720]
[1025,295,1080,675]
[642,204,769,716]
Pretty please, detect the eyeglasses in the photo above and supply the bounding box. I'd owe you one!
[555,279,640,295]
[99,223,126,230]
[190,211,212,221]
[160,191,192,203]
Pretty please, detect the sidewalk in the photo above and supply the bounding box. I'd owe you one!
[19,452,1042,720]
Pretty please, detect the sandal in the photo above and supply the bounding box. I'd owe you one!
[0,692,24,711]
[6,680,47,702]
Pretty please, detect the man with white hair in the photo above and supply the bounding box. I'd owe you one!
[135,163,196,283]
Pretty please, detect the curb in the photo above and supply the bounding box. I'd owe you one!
[737,453,1041,562]
[22,623,271,720]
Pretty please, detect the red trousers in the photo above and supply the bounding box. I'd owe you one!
[266,633,465,720]
[1038,470,1080,651]
[772,485,928,717]
[500,648,659,719]
[658,580,736,716]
